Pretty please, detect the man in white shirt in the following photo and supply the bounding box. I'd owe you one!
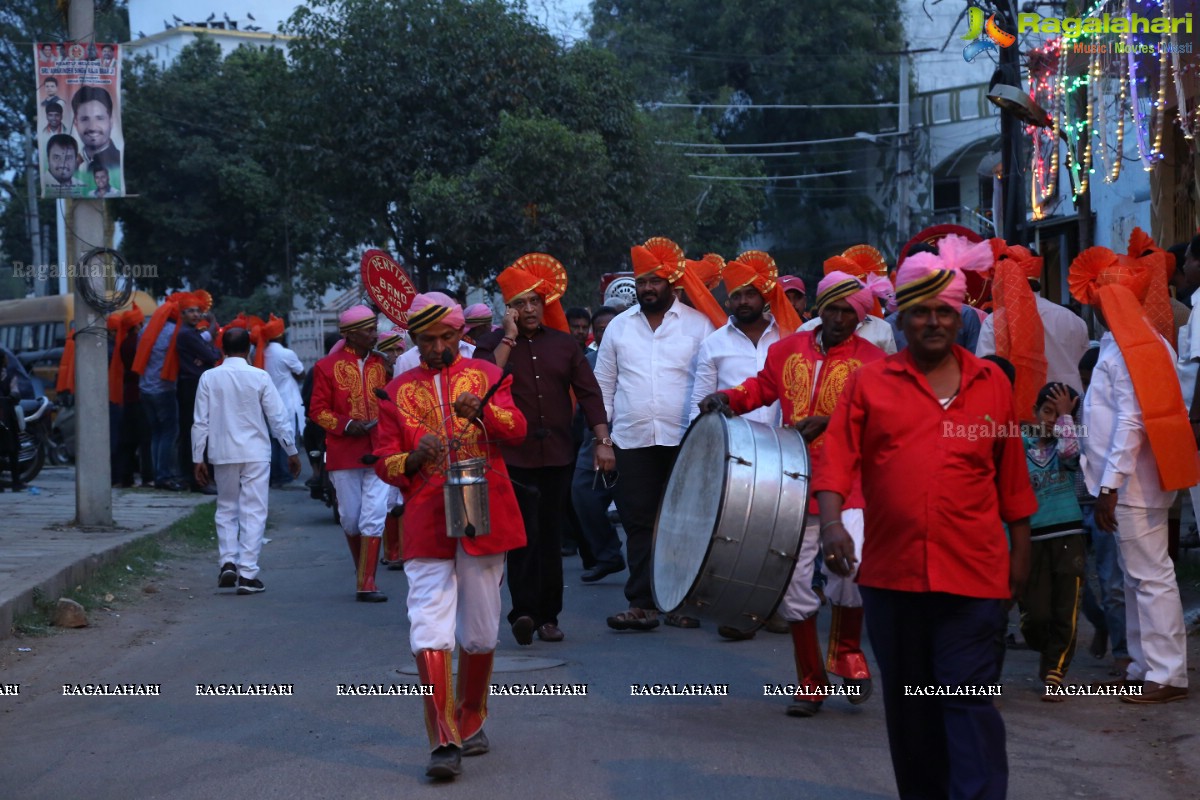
[261,318,306,487]
[691,266,782,429]
[192,328,300,595]
[1071,250,1194,704]
[594,241,715,631]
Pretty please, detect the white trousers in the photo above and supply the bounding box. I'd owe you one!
[1114,504,1188,687]
[386,484,403,512]
[780,509,864,621]
[405,546,505,654]
[328,468,388,538]
[213,461,270,580]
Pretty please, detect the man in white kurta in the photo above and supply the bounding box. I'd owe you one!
[1083,332,1188,696]
[264,336,306,484]
[192,328,299,594]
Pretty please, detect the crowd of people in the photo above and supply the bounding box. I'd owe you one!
[79,227,1199,791]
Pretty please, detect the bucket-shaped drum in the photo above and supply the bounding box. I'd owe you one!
[652,412,810,630]
[444,457,490,539]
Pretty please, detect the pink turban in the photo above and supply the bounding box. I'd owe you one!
[338,304,377,332]
[407,292,465,334]
[463,303,493,325]
[891,234,993,313]
[814,271,891,322]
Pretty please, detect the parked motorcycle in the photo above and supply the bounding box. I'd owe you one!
[306,442,340,525]
[0,394,51,486]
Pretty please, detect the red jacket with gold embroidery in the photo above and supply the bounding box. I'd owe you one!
[721,330,885,512]
[308,348,390,471]
[373,355,528,559]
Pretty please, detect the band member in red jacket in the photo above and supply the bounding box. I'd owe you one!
[374,292,527,780]
[309,305,390,602]
[700,270,888,717]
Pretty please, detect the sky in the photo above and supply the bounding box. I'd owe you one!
[129,0,591,43]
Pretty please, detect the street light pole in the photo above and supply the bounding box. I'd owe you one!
[995,2,1026,245]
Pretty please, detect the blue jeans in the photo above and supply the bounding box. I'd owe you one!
[1082,504,1128,659]
[141,389,179,483]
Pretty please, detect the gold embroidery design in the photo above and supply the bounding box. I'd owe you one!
[814,359,862,417]
[781,355,813,425]
[334,360,365,420]
[365,362,387,420]
[383,453,408,480]
[315,410,339,432]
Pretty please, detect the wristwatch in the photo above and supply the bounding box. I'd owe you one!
[1099,487,1116,496]
[596,437,614,447]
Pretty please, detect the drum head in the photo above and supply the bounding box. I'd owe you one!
[652,413,727,612]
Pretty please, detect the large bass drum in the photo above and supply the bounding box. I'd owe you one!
[651,412,810,630]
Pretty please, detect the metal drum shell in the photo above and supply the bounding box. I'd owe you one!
[651,412,810,629]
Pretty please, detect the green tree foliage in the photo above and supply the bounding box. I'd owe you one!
[588,0,906,270]
[114,38,323,306]
[285,0,762,301]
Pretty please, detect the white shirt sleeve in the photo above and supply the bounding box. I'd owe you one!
[191,374,211,464]
[1097,352,1145,491]
[689,335,719,422]
[262,377,298,456]
[594,327,617,428]
[975,313,996,357]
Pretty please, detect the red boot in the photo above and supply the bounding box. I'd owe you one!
[456,650,494,756]
[414,649,462,778]
[826,605,872,704]
[787,617,830,717]
[356,537,387,602]
[344,532,362,572]
[383,511,404,569]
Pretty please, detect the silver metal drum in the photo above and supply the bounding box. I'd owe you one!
[652,412,810,629]
[444,457,490,539]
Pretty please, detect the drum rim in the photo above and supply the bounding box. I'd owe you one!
[650,412,731,613]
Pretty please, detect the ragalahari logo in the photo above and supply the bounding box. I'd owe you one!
[962,6,1016,62]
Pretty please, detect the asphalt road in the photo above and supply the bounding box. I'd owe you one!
[0,485,1197,799]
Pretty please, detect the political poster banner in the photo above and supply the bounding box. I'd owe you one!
[36,41,124,199]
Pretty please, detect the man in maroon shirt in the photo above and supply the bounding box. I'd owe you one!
[814,238,1035,800]
[474,258,613,644]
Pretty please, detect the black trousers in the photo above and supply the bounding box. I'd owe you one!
[612,445,680,610]
[113,401,152,485]
[177,378,199,486]
[506,464,573,627]
[862,587,1009,800]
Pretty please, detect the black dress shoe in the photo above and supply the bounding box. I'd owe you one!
[356,590,388,603]
[581,560,626,583]
[192,484,218,495]
[512,616,535,645]
[153,480,187,492]
[426,745,462,779]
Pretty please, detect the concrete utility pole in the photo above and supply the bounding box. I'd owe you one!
[68,0,112,526]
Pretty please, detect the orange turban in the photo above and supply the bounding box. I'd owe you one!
[1125,227,1175,347]
[726,250,802,334]
[132,292,190,382]
[1070,247,1198,491]
[629,237,726,327]
[687,253,725,290]
[497,253,570,333]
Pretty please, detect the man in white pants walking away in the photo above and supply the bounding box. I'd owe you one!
[192,327,300,594]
